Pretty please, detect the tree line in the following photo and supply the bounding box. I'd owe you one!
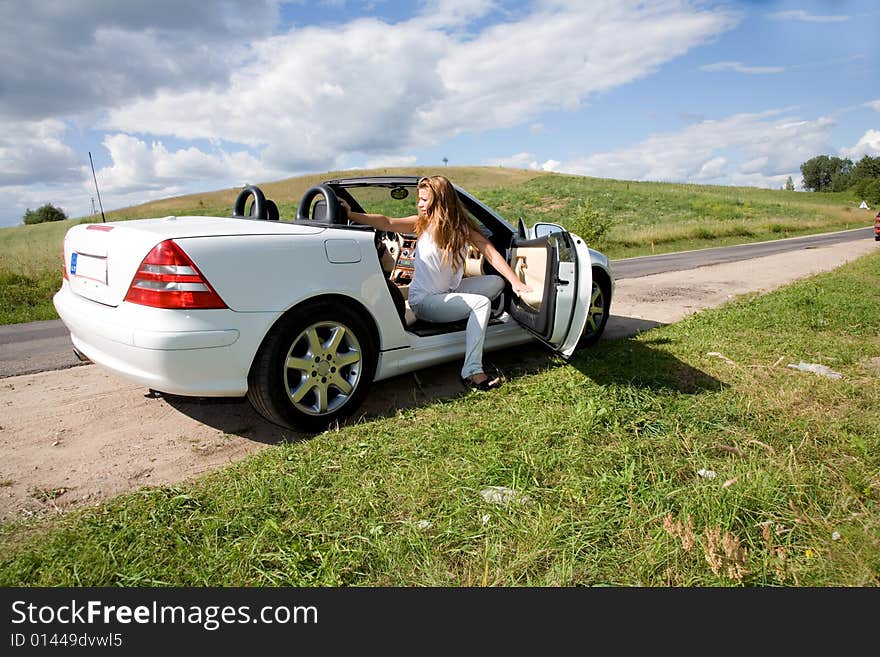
[800,154,880,205]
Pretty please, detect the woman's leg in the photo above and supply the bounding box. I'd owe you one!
[413,277,504,379]
[454,274,505,301]
[454,276,504,378]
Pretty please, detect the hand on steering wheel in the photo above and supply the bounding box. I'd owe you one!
[338,198,353,223]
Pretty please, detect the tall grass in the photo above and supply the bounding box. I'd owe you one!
[0,219,75,323]
[2,252,877,586]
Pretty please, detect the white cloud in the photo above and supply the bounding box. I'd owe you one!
[5,182,92,226]
[104,17,450,172]
[0,120,80,186]
[484,152,558,171]
[696,157,727,179]
[866,100,880,112]
[95,134,280,197]
[726,170,796,189]
[700,61,784,74]
[768,10,849,23]
[740,156,770,174]
[364,154,419,168]
[839,130,880,159]
[544,110,835,188]
[417,0,498,28]
[0,1,280,122]
[102,1,737,168]
[26,133,289,223]
[487,152,539,168]
[421,1,737,135]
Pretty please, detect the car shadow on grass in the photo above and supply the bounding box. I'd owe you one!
[157,343,561,443]
[351,316,720,422]
[159,314,718,441]
[571,334,723,394]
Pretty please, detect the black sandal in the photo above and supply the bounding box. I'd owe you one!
[461,375,502,391]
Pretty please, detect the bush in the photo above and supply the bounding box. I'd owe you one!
[853,178,880,208]
[23,203,67,225]
[567,198,612,248]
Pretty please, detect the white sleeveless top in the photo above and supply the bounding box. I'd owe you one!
[407,228,465,308]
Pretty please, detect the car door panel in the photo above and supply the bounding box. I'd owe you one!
[507,238,556,336]
[506,232,590,358]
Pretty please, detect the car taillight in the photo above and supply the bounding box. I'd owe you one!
[124,240,227,309]
[62,243,68,281]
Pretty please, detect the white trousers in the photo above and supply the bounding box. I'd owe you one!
[411,275,505,379]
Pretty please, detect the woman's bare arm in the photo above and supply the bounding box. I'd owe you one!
[468,227,533,296]
[340,199,417,233]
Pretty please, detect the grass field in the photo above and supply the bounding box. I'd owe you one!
[0,166,873,324]
[2,251,877,586]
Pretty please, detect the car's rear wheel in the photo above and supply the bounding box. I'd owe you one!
[247,302,377,433]
[578,270,611,348]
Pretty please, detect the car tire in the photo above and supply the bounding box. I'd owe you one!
[578,270,611,348]
[247,301,377,433]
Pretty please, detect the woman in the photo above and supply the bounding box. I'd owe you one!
[341,175,532,391]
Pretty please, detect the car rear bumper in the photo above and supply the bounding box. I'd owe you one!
[53,283,280,396]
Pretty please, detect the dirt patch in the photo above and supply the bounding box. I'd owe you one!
[1,238,877,521]
[861,356,880,375]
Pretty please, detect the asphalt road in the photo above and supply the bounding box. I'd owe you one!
[611,225,873,278]
[0,226,872,378]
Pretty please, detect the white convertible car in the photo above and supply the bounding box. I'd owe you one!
[54,176,613,432]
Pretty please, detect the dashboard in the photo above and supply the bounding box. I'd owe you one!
[390,235,417,284]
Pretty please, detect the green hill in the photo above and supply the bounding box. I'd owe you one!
[0,166,872,324]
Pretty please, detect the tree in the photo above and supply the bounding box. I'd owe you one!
[849,155,880,204]
[785,176,795,191]
[800,155,853,192]
[798,153,880,203]
[854,177,880,207]
[22,203,67,225]
[442,157,448,166]
[851,154,880,184]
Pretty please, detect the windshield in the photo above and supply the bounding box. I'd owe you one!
[343,184,418,218]
[339,183,493,239]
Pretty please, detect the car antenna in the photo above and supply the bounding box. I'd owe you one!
[88,151,107,223]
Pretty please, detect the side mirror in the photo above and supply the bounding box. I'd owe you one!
[533,222,564,239]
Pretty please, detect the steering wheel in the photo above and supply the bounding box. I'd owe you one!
[233,185,268,220]
[375,230,402,274]
[380,231,402,258]
[295,184,345,225]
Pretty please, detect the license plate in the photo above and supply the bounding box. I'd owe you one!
[70,252,107,284]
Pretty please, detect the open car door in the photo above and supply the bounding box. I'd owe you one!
[505,230,592,358]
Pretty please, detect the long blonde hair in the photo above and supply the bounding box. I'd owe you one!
[414,175,477,270]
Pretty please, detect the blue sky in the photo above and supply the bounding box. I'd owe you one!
[1,0,878,228]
